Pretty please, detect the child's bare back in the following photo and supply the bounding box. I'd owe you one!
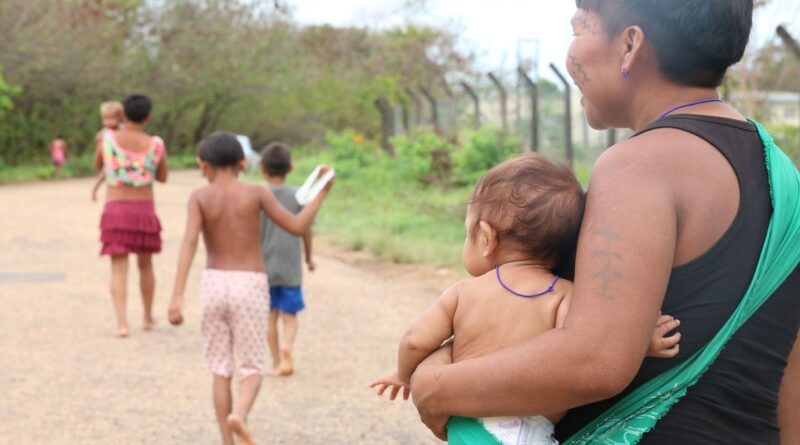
[193,181,271,272]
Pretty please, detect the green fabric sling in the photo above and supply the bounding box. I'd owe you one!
[447,120,800,445]
[564,120,800,444]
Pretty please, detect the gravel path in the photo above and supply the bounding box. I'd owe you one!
[0,171,460,444]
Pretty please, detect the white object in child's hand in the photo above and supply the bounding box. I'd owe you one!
[295,165,335,205]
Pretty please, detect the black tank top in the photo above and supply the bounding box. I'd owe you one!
[555,115,800,444]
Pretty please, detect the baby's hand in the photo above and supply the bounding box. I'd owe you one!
[91,190,98,202]
[369,373,410,401]
[647,314,681,358]
[168,299,184,326]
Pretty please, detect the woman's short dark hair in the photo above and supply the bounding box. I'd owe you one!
[197,132,244,168]
[576,0,753,88]
[122,94,152,123]
[261,142,292,177]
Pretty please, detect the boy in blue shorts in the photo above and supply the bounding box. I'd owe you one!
[259,142,316,376]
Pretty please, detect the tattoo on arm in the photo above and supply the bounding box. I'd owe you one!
[591,226,623,299]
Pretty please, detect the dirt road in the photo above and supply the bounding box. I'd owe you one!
[0,171,462,444]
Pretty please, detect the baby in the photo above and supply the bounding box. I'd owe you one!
[371,154,680,444]
[91,101,124,202]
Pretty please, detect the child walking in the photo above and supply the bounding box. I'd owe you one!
[91,101,124,202]
[94,94,168,337]
[370,154,681,445]
[259,142,315,377]
[168,133,332,445]
[49,134,67,179]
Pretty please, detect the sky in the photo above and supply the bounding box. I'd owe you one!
[290,0,800,83]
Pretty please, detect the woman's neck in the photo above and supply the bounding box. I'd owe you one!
[628,84,722,132]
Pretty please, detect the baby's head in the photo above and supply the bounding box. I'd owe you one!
[260,142,292,179]
[100,101,123,130]
[197,132,245,176]
[462,153,585,276]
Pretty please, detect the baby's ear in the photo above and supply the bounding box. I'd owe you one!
[478,221,498,257]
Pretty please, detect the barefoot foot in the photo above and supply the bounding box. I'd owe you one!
[278,348,294,376]
[143,317,156,331]
[117,326,129,338]
[227,414,256,445]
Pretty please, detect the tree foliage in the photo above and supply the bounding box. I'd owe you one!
[0,0,469,165]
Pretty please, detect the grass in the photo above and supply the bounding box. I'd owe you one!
[245,150,472,268]
[0,152,199,184]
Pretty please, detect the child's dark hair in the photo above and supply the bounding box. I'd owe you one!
[260,142,292,177]
[469,154,585,268]
[197,132,245,168]
[575,0,752,88]
[122,94,152,123]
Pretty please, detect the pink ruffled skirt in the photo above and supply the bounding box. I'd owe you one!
[100,200,162,256]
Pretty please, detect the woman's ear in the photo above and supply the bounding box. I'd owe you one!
[479,221,498,258]
[621,25,647,76]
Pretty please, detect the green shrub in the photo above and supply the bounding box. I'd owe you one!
[767,124,799,163]
[391,131,455,184]
[455,126,521,185]
[323,129,383,178]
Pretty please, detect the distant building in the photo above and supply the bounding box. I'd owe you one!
[730,91,800,127]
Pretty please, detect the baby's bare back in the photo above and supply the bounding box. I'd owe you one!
[195,181,265,272]
[452,269,571,363]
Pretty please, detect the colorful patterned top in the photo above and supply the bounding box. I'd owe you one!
[102,129,165,187]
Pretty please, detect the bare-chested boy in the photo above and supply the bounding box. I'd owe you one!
[168,132,333,445]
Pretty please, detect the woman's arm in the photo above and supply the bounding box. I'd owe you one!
[779,330,800,443]
[155,141,168,183]
[412,142,678,438]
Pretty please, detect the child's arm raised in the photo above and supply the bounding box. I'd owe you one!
[370,284,459,400]
[258,169,333,236]
[168,191,203,326]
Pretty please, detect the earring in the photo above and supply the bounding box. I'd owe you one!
[621,67,631,78]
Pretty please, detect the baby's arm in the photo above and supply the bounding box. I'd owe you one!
[398,284,459,382]
[168,192,203,326]
[259,167,333,236]
[370,284,459,400]
[647,314,681,358]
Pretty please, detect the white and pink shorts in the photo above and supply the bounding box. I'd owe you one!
[200,269,269,380]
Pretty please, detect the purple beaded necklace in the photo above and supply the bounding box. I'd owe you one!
[658,98,724,120]
[495,265,560,298]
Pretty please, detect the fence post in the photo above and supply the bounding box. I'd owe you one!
[549,63,573,168]
[441,77,455,137]
[405,87,423,127]
[607,129,617,148]
[461,81,481,130]
[396,92,411,135]
[374,97,395,155]
[517,66,539,152]
[488,72,509,135]
[420,87,441,134]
